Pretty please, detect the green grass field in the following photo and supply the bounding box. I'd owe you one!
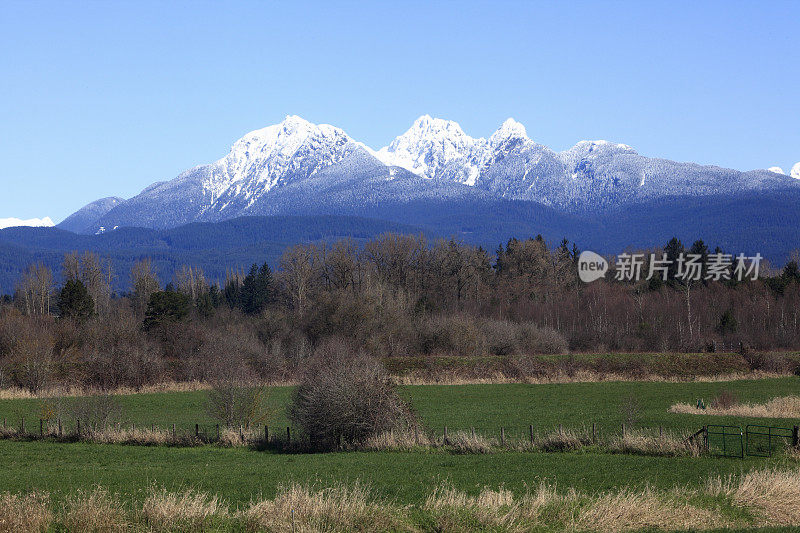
[0,376,798,523]
[1,376,797,438]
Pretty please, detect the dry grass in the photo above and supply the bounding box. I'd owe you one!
[670,395,800,418]
[573,487,725,532]
[707,468,800,526]
[395,370,788,386]
[0,492,52,533]
[607,429,702,457]
[63,487,126,533]
[242,482,409,532]
[1,468,800,531]
[362,429,431,451]
[142,487,226,532]
[532,428,592,452]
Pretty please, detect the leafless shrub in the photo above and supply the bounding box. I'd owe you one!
[620,394,641,428]
[205,383,269,429]
[516,322,569,355]
[710,389,739,410]
[415,315,486,356]
[481,319,519,355]
[67,394,124,431]
[288,348,412,450]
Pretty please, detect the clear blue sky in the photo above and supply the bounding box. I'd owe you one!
[1,0,798,222]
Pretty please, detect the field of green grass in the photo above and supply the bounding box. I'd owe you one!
[0,376,798,523]
[0,376,797,438]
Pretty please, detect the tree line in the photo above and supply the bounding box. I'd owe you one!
[1,233,799,392]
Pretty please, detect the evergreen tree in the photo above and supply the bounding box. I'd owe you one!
[57,279,94,320]
[143,290,191,330]
[239,263,274,315]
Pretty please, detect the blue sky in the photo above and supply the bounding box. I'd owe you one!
[1,0,798,222]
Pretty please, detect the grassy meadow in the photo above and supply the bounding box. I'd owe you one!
[0,375,798,531]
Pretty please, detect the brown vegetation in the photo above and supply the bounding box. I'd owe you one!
[2,234,800,393]
[670,395,800,418]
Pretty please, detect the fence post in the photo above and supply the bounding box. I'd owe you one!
[76,419,80,436]
[659,426,663,439]
[20,417,24,435]
[195,424,199,437]
[529,425,534,444]
[471,427,475,439]
[171,423,175,438]
[443,426,448,445]
[287,426,291,444]
[216,424,220,441]
[793,426,799,448]
[500,427,505,447]
[58,418,62,438]
[414,425,419,446]
[40,419,43,438]
[264,426,269,443]
[622,423,626,437]
[592,422,596,444]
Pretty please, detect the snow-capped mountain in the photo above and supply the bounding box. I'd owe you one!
[63,115,800,233]
[768,166,785,175]
[0,217,54,230]
[57,197,123,233]
[792,162,800,180]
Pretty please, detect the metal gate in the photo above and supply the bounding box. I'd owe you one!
[706,425,744,458]
[745,425,794,457]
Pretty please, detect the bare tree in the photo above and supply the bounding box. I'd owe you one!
[16,263,54,316]
[130,258,160,315]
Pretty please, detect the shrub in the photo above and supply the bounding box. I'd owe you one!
[288,349,411,450]
[516,322,568,355]
[67,394,125,432]
[205,382,269,429]
[415,315,485,356]
[481,319,519,356]
[710,389,739,410]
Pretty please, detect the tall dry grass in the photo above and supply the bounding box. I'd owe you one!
[142,487,225,532]
[670,395,800,418]
[707,468,800,526]
[607,429,702,457]
[242,482,410,532]
[0,492,52,533]
[62,487,126,533]
[1,468,800,531]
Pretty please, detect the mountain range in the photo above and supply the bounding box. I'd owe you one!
[58,115,800,234]
[1,115,799,291]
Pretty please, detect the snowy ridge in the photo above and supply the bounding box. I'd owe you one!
[0,217,54,230]
[65,115,800,233]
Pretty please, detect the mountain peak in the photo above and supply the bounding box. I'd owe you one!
[792,162,800,180]
[489,118,528,145]
[567,139,636,155]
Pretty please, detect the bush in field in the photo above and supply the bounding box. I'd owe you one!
[710,389,739,410]
[288,346,410,450]
[481,319,519,356]
[516,322,568,355]
[415,315,485,356]
[68,394,125,431]
[205,382,269,429]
